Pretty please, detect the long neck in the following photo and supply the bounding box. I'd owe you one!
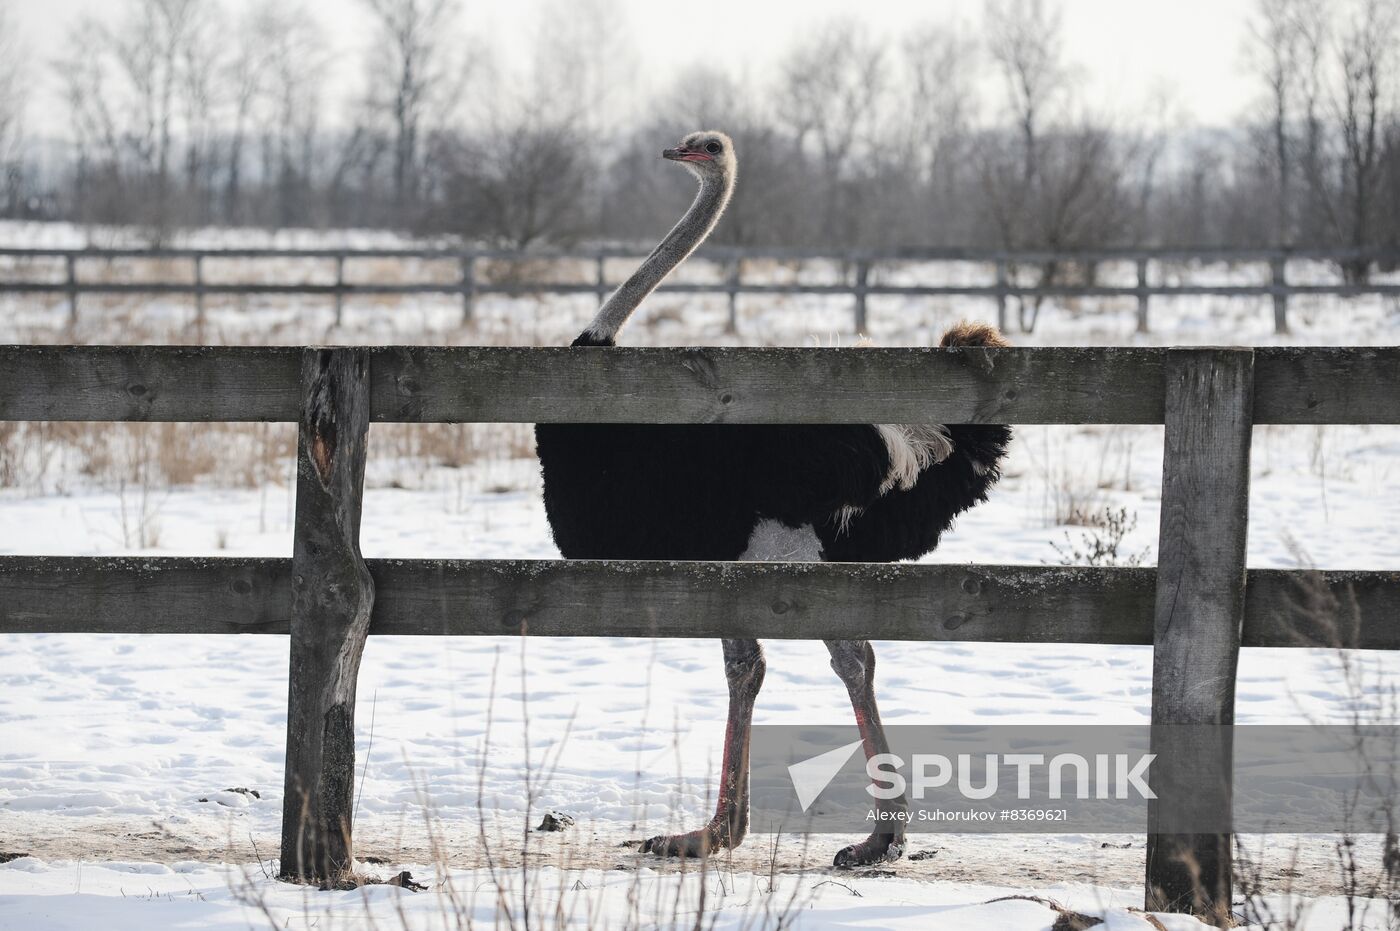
[581,170,733,344]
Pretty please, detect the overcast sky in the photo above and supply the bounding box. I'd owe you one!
[9,0,1260,134]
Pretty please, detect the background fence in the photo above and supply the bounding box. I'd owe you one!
[2,343,1400,926]
[2,246,1399,335]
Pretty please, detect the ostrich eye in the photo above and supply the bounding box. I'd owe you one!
[705,141,722,154]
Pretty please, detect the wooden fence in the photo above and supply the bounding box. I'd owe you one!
[2,343,1400,926]
[2,245,1399,336]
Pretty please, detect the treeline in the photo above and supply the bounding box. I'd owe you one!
[2,0,1400,259]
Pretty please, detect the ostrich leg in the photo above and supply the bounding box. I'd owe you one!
[643,637,765,858]
[826,639,908,867]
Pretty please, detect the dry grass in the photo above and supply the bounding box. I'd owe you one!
[0,418,542,501]
[223,641,820,931]
[0,282,562,497]
[1048,506,1149,567]
[0,420,297,495]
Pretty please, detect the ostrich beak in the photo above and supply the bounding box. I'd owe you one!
[663,147,713,162]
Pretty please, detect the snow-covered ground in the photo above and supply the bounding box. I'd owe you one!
[13,856,1370,931]
[2,221,1400,929]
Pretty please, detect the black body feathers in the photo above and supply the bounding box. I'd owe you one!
[535,333,1012,563]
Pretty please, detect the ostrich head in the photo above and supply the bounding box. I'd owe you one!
[662,131,736,184]
[577,129,736,344]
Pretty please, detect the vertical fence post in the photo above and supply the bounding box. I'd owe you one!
[595,251,608,306]
[460,253,475,325]
[725,257,741,335]
[853,257,869,334]
[994,259,1009,333]
[1136,257,1150,334]
[333,255,346,329]
[1145,348,1254,927]
[1269,255,1290,335]
[66,254,79,329]
[193,255,205,335]
[279,348,374,885]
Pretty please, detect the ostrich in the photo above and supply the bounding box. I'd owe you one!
[534,131,1012,867]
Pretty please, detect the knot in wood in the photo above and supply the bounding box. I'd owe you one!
[961,576,982,595]
[311,436,335,483]
[680,351,721,389]
[943,614,967,631]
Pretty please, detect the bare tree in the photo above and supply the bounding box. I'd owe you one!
[777,19,887,241]
[778,20,886,177]
[361,0,462,215]
[220,5,269,225]
[111,0,209,236]
[1295,1,1332,244]
[981,0,1073,255]
[980,0,1136,329]
[1248,0,1306,244]
[54,0,221,237]
[887,22,978,245]
[56,18,126,223]
[531,0,636,134]
[1333,0,1399,274]
[26,2,1400,255]
[0,5,25,214]
[985,0,1068,186]
[897,24,976,189]
[436,112,588,248]
[253,1,329,227]
[427,0,636,247]
[177,3,225,225]
[530,0,637,234]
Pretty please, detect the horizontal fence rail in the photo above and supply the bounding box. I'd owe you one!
[2,557,1397,649]
[2,345,1399,425]
[2,341,1397,924]
[3,245,1399,335]
[3,245,1399,261]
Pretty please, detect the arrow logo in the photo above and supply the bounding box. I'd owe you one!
[788,739,865,812]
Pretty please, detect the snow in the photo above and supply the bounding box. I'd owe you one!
[0,858,1283,930]
[2,221,1400,928]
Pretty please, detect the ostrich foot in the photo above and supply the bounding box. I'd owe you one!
[641,822,731,859]
[833,832,905,868]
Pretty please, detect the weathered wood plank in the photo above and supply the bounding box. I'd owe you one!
[0,345,302,422]
[9,279,1400,299]
[364,559,1155,641]
[1254,346,1400,424]
[0,244,1394,263]
[1244,568,1400,648]
[280,349,375,884]
[370,345,1166,424]
[2,558,1150,640]
[4,345,1396,425]
[2,344,1168,424]
[4,557,1397,647]
[0,556,291,633]
[1146,348,1254,925]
